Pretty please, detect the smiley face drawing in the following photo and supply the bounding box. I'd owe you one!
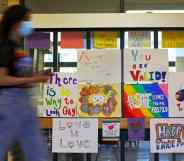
[92,95,105,105]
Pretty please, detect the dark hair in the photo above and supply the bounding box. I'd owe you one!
[0,5,31,41]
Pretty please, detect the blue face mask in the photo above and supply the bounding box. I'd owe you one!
[18,21,33,37]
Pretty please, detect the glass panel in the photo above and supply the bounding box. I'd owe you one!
[59,49,78,62]
[58,32,86,73]
[96,144,120,161]
[176,154,184,161]
[159,154,172,161]
[125,141,154,161]
[159,31,184,72]
[57,153,87,161]
[44,54,54,63]
[124,31,154,48]
[59,67,77,73]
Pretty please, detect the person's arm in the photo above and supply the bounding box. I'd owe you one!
[0,67,50,86]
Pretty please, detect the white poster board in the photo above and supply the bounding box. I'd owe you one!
[124,49,168,84]
[169,72,184,117]
[77,49,121,83]
[150,118,184,153]
[52,118,98,153]
[102,121,120,141]
[37,72,78,117]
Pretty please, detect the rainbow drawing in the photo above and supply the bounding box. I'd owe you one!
[124,84,168,118]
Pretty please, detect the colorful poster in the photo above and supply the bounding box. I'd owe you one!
[60,32,85,48]
[169,72,184,117]
[150,118,184,153]
[52,118,98,153]
[26,32,50,49]
[37,72,78,117]
[78,84,121,117]
[128,31,151,48]
[77,49,121,83]
[162,31,184,48]
[124,84,168,118]
[93,31,118,48]
[128,118,145,141]
[124,49,168,84]
[102,121,120,141]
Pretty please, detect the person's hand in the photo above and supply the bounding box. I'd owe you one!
[32,72,52,83]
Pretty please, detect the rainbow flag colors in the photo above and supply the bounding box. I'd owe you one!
[124,84,168,118]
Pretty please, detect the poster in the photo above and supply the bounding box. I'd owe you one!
[102,121,120,141]
[128,31,151,48]
[26,32,50,49]
[52,118,98,153]
[128,118,145,141]
[162,31,184,48]
[168,72,184,117]
[93,31,118,48]
[77,49,121,83]
[60,32,85,48]
[150,118,184,153]
[124,84,168,118]
[78,84,121,117]
[37,72,78,117]
[124,49,168,84]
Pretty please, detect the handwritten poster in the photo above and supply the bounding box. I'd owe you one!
[78,84,121,117]
[124,84,168,118]
[150,118,184,153]
[37,72,78,117]
[77,49,121,83]
[60,32,85,48]
[128,31,151,48]
[128,118,145,141]
[52,118,98,153]
[93,31,118,48]
[124,49,168,84]
[102,121,120,141]
[162,31,184,48]
[168,72,184,117]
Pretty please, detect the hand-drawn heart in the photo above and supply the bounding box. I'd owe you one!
[67,122,73,128]
[108,124,114,130]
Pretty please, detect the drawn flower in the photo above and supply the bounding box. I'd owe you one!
[79,85,118,116]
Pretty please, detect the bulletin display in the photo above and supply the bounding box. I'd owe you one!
[30,30,184,156]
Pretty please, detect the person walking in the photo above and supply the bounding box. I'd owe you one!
[0,5,50,161]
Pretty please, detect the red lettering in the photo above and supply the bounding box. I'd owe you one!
[62,107,76,117]
[70,99,74,104]
[130,70,140,81]
[64,97,70,105]
[62,106,68,115]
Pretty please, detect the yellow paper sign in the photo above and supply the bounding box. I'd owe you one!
[162,31,184,48]
[8,0,19,6]
[94,32,118,48]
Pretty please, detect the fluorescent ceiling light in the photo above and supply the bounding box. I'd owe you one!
[126,10,184,13]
